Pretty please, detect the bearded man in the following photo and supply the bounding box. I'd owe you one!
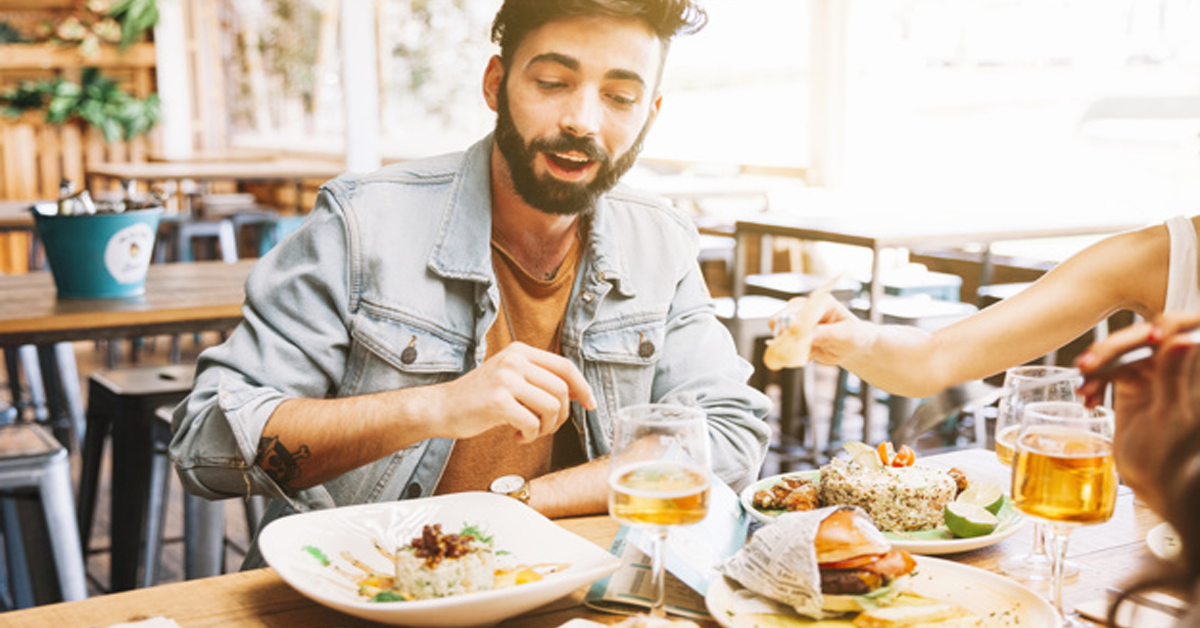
[172,0,769,568]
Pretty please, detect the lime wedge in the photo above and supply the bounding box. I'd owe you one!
[944,502,999,538]
[956,481,1005,515]
[843,441,884,470]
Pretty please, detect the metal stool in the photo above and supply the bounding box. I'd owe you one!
[77,364,194,592]
[153,405,264,579]
[0,421,87,607]
[714,295,819,469]
[829,295,979,447]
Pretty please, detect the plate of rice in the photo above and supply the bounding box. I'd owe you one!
[258,492,621,627]
[741,467,1024,555]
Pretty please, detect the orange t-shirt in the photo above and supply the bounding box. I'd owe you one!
[434,236,585,494]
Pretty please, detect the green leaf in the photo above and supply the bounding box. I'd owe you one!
[108,0,160,49]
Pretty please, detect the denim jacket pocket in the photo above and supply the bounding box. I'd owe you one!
[580,317,666,443]
[345,311,469,395]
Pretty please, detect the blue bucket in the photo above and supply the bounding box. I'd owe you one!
[31,205,163,299]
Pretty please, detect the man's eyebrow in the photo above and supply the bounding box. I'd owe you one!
[528,52,580,72]
[527,52,647,87]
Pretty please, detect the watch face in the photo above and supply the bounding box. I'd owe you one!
[490,475,524,493]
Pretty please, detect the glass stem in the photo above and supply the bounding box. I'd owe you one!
[1031,520,1048,557]
[1044,522,1073,618]
[649,527,669,618]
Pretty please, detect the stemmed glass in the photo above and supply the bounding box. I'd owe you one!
[608,403,711,618]
[994,365,1081,580]
[1011,401,1117,627]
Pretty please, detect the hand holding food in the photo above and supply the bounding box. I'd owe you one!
[764,275,848,370]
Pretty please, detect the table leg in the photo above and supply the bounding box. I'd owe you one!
[860,248,884,442]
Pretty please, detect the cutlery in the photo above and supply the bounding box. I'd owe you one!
[1106,586,1187,618]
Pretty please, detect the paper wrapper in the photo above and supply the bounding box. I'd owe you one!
[716,506,842,619]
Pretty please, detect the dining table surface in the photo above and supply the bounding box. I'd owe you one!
[0,259,254,346]
[0,447,1168,628]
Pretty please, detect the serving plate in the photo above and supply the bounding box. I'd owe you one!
[741,471,1025,555]
[258,492,620,628]
[706,555,1058,627]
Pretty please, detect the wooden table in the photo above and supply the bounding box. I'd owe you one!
[0,260,253,347]
[0,449,1163,627]
[86,159,345,214]
[0,260,253,448]
[731,211,1146,440]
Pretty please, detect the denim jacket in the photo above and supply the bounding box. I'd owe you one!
[170,135,770,549]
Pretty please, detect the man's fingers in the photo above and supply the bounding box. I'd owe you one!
[517,345,596,410]
[1076,321,1155,373]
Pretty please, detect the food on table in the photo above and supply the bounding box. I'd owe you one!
[819,454,958,532]
[308,523,567,602]
[752,442,1008,539]
[955,481,1004,515]
[752,474,819,511]
[942,502,999,538]
[718,506,917,619]
[815,508,918,614]
[851,601,979,627]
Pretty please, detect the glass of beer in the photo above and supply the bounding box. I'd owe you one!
[995,365,1081,580]
[1012,401,1117,627]
[608,403,711,618]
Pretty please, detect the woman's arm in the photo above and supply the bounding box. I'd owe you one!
[782,222,1169,397]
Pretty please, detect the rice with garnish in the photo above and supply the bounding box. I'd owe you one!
[392,545,495,600]
[819,458,956,531]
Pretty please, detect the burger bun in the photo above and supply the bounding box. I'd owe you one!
[815,508,891,564]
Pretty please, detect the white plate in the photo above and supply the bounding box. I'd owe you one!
[741,472,1025,555]
[1147,522,1183,561]
[258,492,621,628]
[706,555,1058,627]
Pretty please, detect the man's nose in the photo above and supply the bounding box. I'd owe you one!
[560,89,602,137]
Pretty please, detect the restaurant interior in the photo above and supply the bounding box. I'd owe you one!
[0,0,1198,626]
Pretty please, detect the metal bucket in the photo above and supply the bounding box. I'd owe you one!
[31,204,163,299]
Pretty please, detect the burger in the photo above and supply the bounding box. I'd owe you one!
[816,508,917,613]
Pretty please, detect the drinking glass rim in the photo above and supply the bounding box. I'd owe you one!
[1022,400,1114,424]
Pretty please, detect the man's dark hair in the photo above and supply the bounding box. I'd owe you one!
[491,0,707,72]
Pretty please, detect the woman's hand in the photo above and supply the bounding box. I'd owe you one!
[767,292,872,367]
[1076,312,1200,514]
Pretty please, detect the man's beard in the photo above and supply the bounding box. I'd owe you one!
[494,85,650,216]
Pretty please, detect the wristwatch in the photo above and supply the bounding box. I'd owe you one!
[489,474,530,504]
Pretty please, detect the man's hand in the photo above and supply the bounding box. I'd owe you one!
[433,342,596,443]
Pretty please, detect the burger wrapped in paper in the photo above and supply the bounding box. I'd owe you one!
[717,506,916,619]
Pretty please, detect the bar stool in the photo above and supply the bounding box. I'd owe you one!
[77,364,195,592]
[0,421,87,607]
[714,295,819,469]
[153,405,264,579]
[828,295,979,447]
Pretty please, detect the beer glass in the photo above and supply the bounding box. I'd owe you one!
[1012,401,1117,627]
[608,404,711,618]
[995,365,1080,580]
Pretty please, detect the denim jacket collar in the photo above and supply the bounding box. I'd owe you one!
[426,134,635,298]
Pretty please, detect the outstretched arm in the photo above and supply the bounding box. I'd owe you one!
[774,222,1169,397]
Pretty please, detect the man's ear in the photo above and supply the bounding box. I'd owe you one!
[483,55,504,112]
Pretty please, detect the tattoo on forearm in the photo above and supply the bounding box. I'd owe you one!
[257,435,311,489]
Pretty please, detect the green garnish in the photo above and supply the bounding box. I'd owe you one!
[459,523,494,546]
[302,545,330,566]
[371,590,407,602]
